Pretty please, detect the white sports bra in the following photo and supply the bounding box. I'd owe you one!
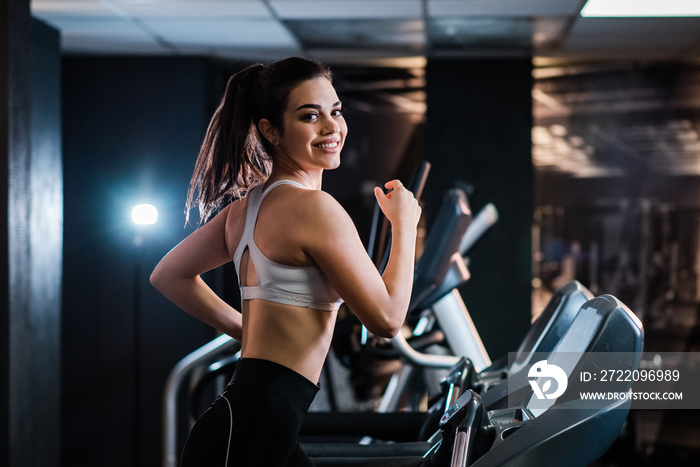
[232,180,343,312]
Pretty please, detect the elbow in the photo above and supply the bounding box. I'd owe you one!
[354,301,406,338]
[349,299,407,338]
[369,316,403,339]
[149,265,165,291]
[149,271,158,288]
[384,322,403,339]
[375,327,401,340]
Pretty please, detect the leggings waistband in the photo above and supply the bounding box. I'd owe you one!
[230,358,320,411]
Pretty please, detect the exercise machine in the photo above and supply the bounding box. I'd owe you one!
[305,293,644,466]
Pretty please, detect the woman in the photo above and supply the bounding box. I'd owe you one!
[150,57,421,466]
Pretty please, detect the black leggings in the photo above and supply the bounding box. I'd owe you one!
[181,358,319,467]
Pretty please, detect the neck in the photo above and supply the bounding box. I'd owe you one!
[267,166,323,190]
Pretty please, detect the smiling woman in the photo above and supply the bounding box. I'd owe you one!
[257,77,348,181]
[149,57,421,466]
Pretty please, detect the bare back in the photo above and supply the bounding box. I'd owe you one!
[224,184,338,384]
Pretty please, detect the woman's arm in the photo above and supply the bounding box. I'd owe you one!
[303,180,421,338]
[150,205,243,341]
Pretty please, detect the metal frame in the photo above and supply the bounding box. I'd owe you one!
[162,334,241,467]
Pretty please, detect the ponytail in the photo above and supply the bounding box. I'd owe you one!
[185,64,270,224]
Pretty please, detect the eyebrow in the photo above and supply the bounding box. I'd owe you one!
[295,101,342,112]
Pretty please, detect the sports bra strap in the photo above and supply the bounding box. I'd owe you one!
[239,181,305,243]
[261,180,309,199]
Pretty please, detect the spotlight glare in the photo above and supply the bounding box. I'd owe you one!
[132,204,158,225]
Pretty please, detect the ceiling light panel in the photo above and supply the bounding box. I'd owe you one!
[581,0,700,18]
[270,0,422,19]
[428,0,582,17]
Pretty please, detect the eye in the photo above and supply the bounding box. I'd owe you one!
[302,112,319,121]
[331,108,345,117]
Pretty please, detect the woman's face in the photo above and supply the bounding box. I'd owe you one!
[273,77,347,173]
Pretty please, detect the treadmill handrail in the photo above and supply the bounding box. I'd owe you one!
[392,203,497,371]
[391,330,462,368]
[162,334,241,467]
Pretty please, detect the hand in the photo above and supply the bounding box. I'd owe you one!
[374,180,422,230]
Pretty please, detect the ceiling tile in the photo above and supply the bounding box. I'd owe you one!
[428,0,583,17]
[287,19,424,51]
[56,19,171,54]
[115,0,247,3]
[270,1,422,19]
[32,0,120,21]
[116,1,271,18]
[428,17,533,53]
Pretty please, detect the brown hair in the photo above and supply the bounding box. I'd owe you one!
[186,57,332,223]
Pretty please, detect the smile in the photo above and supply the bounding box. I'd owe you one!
[315,141,339,149]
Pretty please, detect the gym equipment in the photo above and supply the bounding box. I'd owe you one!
[470,280,593,393]
[304,293,644,466]
[415,280,595,439]
[162,334,240,467]
[329,183,489,413]
[375,218,593,415]
[423,294,644,467]
[376,187,479,414]
[300,280,594,445]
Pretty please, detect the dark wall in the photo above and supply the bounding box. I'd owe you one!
[2,4,63,466]
[61,57,219,467]
[424,58,533,359]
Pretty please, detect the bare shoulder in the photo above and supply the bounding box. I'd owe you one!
[293,189,354,229]
[253,186,357,263]
[262,186,356,242]
[261,184,347,219]
[285,190,363,256]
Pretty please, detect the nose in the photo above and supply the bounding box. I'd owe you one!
[321,114,340,135]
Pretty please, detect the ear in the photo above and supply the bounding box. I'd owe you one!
[258,119,279,145]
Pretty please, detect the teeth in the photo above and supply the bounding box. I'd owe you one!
[317,142,338,149]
